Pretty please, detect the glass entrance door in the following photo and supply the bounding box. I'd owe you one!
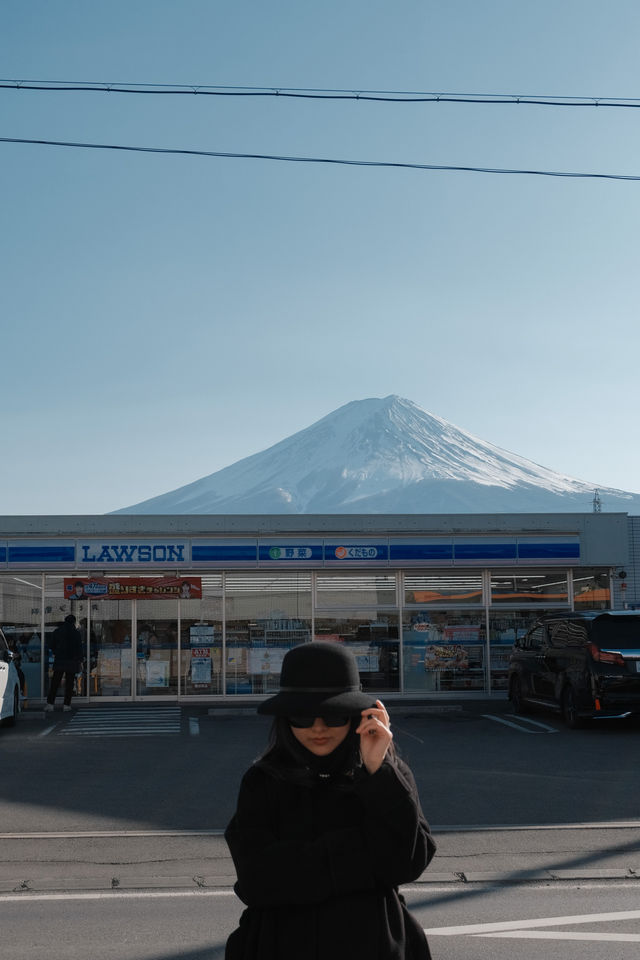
[87,599,179,699]
[135,600,178,696]
[89,600,133,697]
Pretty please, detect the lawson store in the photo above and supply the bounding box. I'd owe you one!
[0,512,631,704]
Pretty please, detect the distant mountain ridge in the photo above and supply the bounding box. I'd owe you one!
[113,396,640,514]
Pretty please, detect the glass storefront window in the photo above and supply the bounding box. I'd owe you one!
[314,612,400,692]
[490,570,568,605]
[3,563,611,702]
[404,573,484,605]
[573,569,611,610]
[403,611,486,692]
[181,575,223,696]
[225,574,312,696]
[1,576,43,700]
[316,574,397,608]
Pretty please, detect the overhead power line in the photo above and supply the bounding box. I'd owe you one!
[1,135,639,182]
[2,78,640,108]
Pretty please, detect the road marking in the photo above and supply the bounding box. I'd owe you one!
[59,706,182,737]
[482,714,534,732]
[0,829,226,839]
[482,931,640,941]
[393,724,425,744]
[189,716,200,736]
[0,889,236,903]
[505,713,558,733]
[37,724,57,737]
[425,909,640,942]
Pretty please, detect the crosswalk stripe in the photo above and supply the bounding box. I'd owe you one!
[60,706,182,737]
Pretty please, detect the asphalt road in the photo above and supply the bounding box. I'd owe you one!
[1,881,640,959]
[1,700,639,958]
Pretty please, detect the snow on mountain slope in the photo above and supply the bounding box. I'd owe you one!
[113,396,640,514]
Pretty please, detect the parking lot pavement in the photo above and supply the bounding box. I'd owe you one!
[5,699,640,829]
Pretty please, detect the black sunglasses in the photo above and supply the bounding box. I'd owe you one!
[288,716,351,728]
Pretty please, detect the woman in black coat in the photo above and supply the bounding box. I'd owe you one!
[224,641,436,959]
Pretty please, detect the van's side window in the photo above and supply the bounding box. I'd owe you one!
[524,625,546,650]
[548,621,570,646]
[565,621,589,647]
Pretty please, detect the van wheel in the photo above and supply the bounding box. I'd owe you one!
[510,677,529,714]
[561,686,583,729]
[2,688,18,727]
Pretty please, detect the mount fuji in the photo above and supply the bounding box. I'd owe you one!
[114,396,640,515]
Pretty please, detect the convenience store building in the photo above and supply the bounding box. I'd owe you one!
[0,512,633,704]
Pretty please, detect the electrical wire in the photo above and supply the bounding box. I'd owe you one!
[1,135,639,181]
[1,78,640,108]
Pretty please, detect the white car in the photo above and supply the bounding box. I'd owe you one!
[0,628,21,727]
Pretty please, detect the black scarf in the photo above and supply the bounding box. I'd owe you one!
[256,717,363,787]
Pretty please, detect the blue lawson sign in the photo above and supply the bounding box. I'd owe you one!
[78,541,187,565]
[0,535,582,569]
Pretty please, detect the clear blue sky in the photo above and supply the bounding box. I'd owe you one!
[2,0,639,514]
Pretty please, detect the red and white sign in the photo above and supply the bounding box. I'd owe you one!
[64,576,202,600]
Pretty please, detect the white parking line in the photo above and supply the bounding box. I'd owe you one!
[505,713,559,733]
[393,724,425,744]
[482,714,534,732]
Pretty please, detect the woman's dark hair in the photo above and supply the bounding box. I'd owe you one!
[254,715,399,787]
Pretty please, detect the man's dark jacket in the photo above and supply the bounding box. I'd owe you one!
[224,757,436,959]
[50,619,83,673]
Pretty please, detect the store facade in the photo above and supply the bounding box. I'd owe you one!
[0,512,630,704]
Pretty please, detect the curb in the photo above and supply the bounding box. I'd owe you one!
[2,868,638,895]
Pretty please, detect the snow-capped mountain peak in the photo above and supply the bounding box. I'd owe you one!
[114,396,640,514]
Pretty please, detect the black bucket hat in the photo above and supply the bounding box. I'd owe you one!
[257,641,378,717]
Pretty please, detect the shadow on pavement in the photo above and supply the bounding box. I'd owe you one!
[3,706,640,833]
[412,832,640,912]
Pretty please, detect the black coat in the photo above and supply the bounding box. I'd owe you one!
[50,621,83,673]
[224,757,436,959]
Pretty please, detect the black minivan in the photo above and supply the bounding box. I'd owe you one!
[508,611,640,727]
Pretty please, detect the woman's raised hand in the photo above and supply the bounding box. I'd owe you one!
[355,699,392,775]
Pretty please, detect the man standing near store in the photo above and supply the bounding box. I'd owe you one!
[45,614,83,712]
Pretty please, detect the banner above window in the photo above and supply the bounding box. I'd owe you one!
[64,576,202,600]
